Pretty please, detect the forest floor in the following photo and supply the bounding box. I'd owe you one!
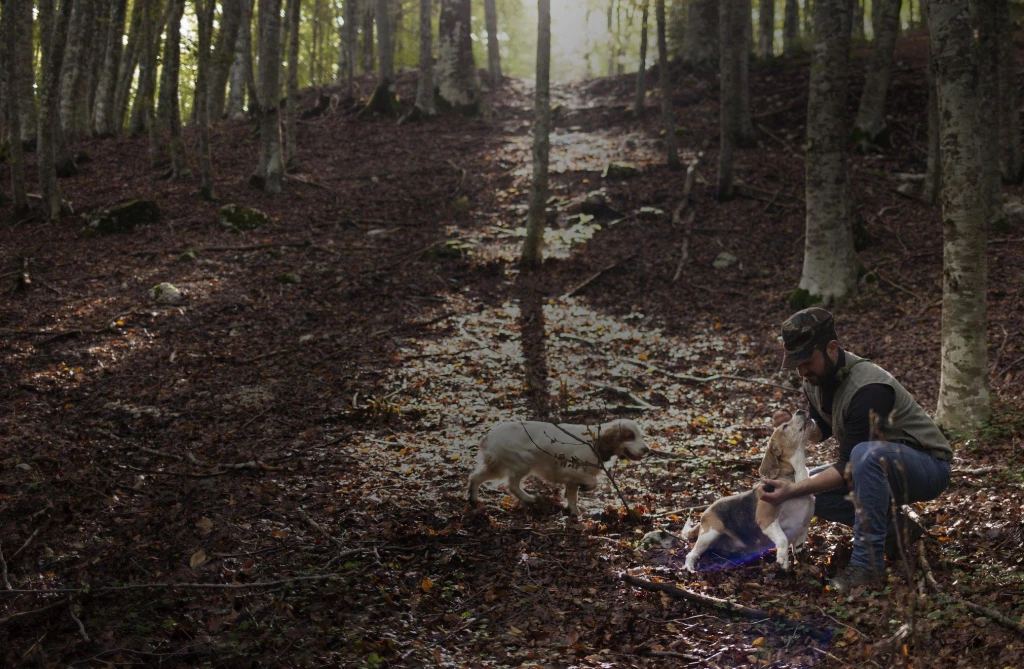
[2,29,1024,669]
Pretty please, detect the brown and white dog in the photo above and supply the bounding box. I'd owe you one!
[683,411,816,572]
[467,419,650,516]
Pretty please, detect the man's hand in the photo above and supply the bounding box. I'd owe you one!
[772,410,792,427]
[757,479,791,505]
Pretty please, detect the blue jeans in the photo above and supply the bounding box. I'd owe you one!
[811,441,951,571]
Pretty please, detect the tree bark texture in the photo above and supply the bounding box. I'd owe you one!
[853,0,901,147]
[437,0,478,114]
[195,0,215,198]
[15,0,36,143]
[163,0,190,177]
[633,0,649,117]
[38,0,75,219]
[759,0,774,58]
[227,0,255,119]
[285,0,301,165]
[521,0,550,269]
[414,0,436,115]
[84,0,110,132]
[718,0,744,198]
[929,0,990,428]
[361,0,374,74]
[994,0,1022,184]
[130,0,164,137]
[113,0,143,133]
[484,0,501,89]
[209,0,242,120]
[657,0,679,169]
[683,0,718,66]
[784,0,800,54]
[252,0,283,193]
[59,0,94,138]
[924,2,941,204]
[92,0,127,136]
[4,0,28,212]
[341,0,357,95]
[800,0,857,306]
[971,0,1002,222]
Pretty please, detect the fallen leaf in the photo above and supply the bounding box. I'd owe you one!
[196,517,214,536]
[190,549,208,569]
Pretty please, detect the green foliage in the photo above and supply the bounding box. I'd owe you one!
[788,288,821,310]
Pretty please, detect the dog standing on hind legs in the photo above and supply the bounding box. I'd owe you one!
[684,411,816,571]
[467,419,649,516]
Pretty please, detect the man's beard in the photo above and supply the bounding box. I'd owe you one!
[804,351,838,386]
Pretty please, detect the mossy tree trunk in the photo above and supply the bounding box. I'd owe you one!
[929,0,990,429]
[251,0,283,193]
[853,0,901,149]
[798,0,857,306]
[520,0,550,269]
[657,0,679,169]
[633,0,649,117]
[437,0,479,114]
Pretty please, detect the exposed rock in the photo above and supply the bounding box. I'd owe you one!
[150,282,184,305]
[602,162,640,179]
[219,204,272,231]
[713,252,738,269]
[1003,200,1024,227]
[88,200,160,234]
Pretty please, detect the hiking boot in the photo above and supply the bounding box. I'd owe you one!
[884,513,925,561]
[829,565,883,593]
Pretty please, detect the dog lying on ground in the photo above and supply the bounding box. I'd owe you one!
[684,411,816,572]
[467,419,650,516]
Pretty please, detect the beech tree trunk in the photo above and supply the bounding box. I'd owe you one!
[16,0,36,144]
[853,0,901,148]
[195,0,215,198]
[437,0,478,114]
[361,1,374,74]
[783,0,800,54]
[995,0,1022,184]
[209,0,242,120]
[718,0,744,199]
[38,0,75,219]
[227,0,255,119]
[633,0,649,117]
[683,0,718,67]
[92,0,127,136]
[130,0,163,138]
[251,0,283,193]
[520,0,550,269]
[59,0,94,138]
[484,0,501,89]
[657,0,679,169]
[798,0,857,307]
[972,0,1002,222]
[413,0,436,115]
[759,0,774,59]
[285,0,301,164]
[163,0,189,177]
[340,0,357,96]
[113,0,143,133]
[4,0,28,212]
[929,0,990,429]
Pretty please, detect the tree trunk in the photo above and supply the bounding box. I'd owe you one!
[437,0,478,114]
[38,0,75,219]
[209,0,242,120]
[683,0,718,67]
[92,0,127,136]
[59,0,94,139]
[851,0,864,40]
[923,0,941,203]
[995,0,1022,184]
[130,0,163,138]
[4,0,28,212]
[340,0,357,96]
[657,0,679,169]
[309,0,320,83]
[737,0,755,144]
[195,0,215,198]
[285,0,301,163]
[803,0,812,36]
[520,0,550,269]
[853,0,901,148]
[633,0,649,117]
[413,0,436,115]
[606,0,614,76]
[759,0,774,59]
[784,0,800,54]
[971,0,1002,223]
[484,0,501,89]
[16,0,36,144]
[112,0,143,133]
[163,0,189,177]
[798,0,857,306]
[361,0,374,74]
[929,0,990,429]
[227,0,255,119]
[718,0,744,199]
[251,0,283,193]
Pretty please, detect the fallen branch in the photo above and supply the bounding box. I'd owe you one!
[0,597,72,625]
[918,548,1024,637]
[0,541,12,589]
[10,521,48,562]
[562,253,637,299]
[671,209,695,282]
[68,603,90,642]
[3,574,343,595]
[953,466,1001,476]
[614,356,795,393]
[620,573,770,619]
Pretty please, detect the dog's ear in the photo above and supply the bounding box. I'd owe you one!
[758,439,782,479]
[594,425,621,462]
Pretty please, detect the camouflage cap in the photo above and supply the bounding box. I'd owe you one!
[781,307,837,370]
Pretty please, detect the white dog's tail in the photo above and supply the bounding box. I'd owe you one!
[682,517,698,542]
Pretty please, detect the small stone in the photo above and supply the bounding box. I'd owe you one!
[151,282,184,305]
[218,204,272,231]
[88,200,161,234]
[1002,200,1024,227]
[713,252,738,269]
[17,462,32,471]
[602,162,640,179]
[897,182,918,196]
[637,206,665,220]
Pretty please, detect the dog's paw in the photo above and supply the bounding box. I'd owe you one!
[683,555,698,573]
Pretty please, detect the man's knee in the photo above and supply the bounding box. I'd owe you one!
[850,441,889,474]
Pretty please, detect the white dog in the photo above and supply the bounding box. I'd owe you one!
[467,419,650,516]
[684,411,816,572]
